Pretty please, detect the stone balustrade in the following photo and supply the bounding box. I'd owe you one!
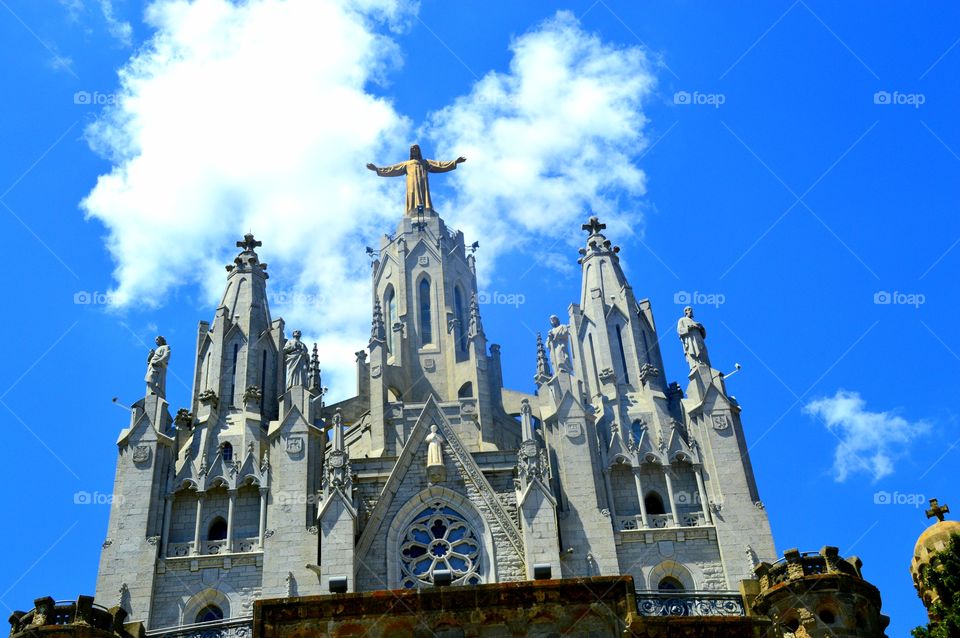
[165,538,260,559]
[616,511,707,531]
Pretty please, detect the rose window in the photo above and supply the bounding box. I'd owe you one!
[399,502,481,588]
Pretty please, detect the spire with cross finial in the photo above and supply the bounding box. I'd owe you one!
[926,498,950,522]
[581,216,606,236]
[236,233,262,252]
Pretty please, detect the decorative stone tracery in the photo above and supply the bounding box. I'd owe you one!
[399,501,482,589]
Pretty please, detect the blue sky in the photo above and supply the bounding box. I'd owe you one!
[1,1,958,635]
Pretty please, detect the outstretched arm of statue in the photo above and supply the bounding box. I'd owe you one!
[426,157,465,173]
[369,161,407,177]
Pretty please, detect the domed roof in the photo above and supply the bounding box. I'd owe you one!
[910,499,960,589]
[914,519,960,560]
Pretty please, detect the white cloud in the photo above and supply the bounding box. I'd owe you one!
[425,11,655,276]
[804,390,929,482]
[82,3,655,399]
[59,0,134,46]
[99,0,133,46]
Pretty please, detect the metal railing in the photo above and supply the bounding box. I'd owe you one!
[146,616,253,638]
[635,591,745,617]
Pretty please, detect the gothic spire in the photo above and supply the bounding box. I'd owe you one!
[467,292,484,339]
[308,343,321,393]
[371,298,386,346]
[535,332,552,384]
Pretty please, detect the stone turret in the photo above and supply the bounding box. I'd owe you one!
[753,547,889,637]
[9,596,140,638]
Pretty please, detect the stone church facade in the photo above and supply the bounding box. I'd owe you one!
[96,151,780,633]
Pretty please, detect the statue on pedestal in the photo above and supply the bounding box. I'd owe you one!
[283,330,309,390]
[425,424,446,483]
[145,336,170,398]
[546,315,572,373]
[677,307,710,370]
[367,144,465,214]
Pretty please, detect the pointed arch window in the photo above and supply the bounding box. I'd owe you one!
[616,324,630,384]
[588,333,600,391]
[419,278,433,346]
[454,287,467,352]
[385,286,398,353]
[221,443,233,462]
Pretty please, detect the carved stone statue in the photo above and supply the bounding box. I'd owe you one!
[283,330,310,390]
[426,424,444,468]
[145,336,171,397]
[677,306,710,370]
[367,144,465,213]
[546,315,572,373]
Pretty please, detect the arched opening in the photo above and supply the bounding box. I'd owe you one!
[818,608,836,624]
[418,278,432,346]
[221,443,233,462]
[454,287,467,353]
[384,286,397,354]
[207,517,228,541]
[616,324,630,384]
[195,605,224,624]
[657,576,684,592]
[457,382,473,398]
[644,492,666,515]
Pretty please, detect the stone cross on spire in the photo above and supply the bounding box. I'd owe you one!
[926,498,950,522]
[237,233,262,252]
[581,216,606,236]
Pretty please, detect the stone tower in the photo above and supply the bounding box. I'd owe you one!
[94,146,784,633]
[753,547,889,637]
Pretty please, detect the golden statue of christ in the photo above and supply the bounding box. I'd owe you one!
[367,144,466,214]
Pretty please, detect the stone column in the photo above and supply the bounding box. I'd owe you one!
[694,465,711,525]
[160,494,173,557]
[602,467,617,520]
[633,468,649,528]
[258,487,268,548]
[226,489,237,553]
[663,468,679,526]
[192,492,205,555]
